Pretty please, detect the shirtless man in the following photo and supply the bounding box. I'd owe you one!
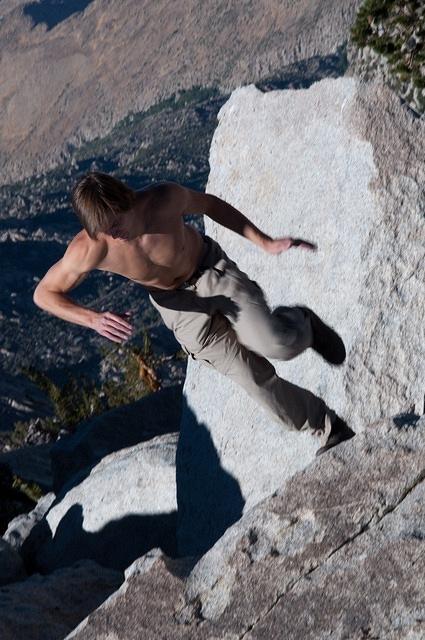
[33,171,355,455]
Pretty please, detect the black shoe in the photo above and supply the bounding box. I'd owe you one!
[315,413,355,456]
[300,306,346,365]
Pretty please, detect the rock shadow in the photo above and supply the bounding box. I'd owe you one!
[23,503,177,574]
[20,402,243,574]
[392,411,422,428]
[255,44,349,92]
[24,0,93,31]
[176,394,245,557]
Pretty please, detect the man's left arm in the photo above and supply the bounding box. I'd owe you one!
[167,182,317,254]
[193,190,274,251]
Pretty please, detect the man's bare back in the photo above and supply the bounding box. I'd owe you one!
[79,185,205,291]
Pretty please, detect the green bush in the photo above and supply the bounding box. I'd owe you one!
[351,0,425,109]
[12,475,44,502]
[6,330,164,448]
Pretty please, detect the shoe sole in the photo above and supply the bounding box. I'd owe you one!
[312,412,333,442]
[315,427,355,456]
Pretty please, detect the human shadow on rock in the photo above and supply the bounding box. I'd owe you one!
[23,402,243,574]
[392,411,422,428]
[23,503,177,575]
[176,395,245,557]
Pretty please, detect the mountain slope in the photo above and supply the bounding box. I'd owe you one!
[0,0,361,183]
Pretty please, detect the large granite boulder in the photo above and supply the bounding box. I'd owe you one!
[3,491,55,555]
[32,433,178,573]
[64,415,425,639]
[177,75,425,555]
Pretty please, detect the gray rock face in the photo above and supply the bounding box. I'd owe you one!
[3,491,56,552]
[177,75,425,556]
[184,416,425,635]
[63,549,187,640]
[34,433,178,573]
[63,416,425,639]
[0,559,122,640]
[0,539,26,586]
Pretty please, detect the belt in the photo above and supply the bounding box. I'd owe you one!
[176,235,212,289]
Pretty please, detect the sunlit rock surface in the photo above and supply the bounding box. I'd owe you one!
[177,75,425,556]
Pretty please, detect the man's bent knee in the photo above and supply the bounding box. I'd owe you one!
[262,342,306,361]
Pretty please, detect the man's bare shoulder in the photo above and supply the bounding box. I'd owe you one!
[142,180,180,196]
[141,181,186,215]
[142,181,212,217]
[66,230,107,270]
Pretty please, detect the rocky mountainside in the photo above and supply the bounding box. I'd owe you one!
[1,2,424,638]
[0,0,361,184]
[1,414,423,639]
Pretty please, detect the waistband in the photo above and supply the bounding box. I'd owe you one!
[175,234,212,289]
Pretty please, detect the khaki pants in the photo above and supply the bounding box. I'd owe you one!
[148,234,331,433]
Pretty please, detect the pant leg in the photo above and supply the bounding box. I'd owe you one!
[148,236,329,432]
[149,290,327,432]
[194,239,314,361]
[179,312,327,433]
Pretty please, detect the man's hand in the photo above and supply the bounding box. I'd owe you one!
[91,310,134,344]
[264,237,317,254]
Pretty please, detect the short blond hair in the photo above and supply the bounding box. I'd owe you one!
[71,172,137,239]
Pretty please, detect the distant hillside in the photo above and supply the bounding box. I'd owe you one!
[0,0,361,184]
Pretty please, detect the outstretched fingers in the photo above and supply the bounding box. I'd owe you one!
[103,328,127,343]
[104,311,133,330]
[291,238,318,251]
[102,312,133,342]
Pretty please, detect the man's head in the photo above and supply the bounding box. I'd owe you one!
[71,171,137,240]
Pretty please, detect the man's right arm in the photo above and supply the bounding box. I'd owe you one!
[33,237,99,328]
[33,238,133,343]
